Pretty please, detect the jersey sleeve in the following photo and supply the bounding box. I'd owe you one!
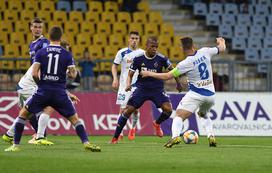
[113,50,122,65]
[171,59,192,77]
[202,47,219,57]
[33,49,43,64]
[129,57,139,72]
[163,57,172,69]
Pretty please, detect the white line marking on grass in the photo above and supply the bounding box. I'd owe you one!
[220,145,272,149]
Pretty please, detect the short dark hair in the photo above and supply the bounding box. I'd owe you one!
[180,37,193,50]
[31,17,43,25]
[49,26,63,41]
[147,36,158,43]
[129,31,139,36]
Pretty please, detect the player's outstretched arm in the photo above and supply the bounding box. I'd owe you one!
[141,71,174,80]
[111,64,119,91]
[216,37,226,53]
[32,63,41,83]
[125,70,135,91]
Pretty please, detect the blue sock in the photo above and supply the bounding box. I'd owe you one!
[75,122,89,143]
[14,117,26,145]
[29,115,38,133]
[114,115,128,138]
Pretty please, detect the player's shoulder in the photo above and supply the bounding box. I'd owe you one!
[133,48,145,57]
[117,47,131,56]
[156,52,169,60]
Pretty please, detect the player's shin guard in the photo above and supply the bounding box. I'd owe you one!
[114,114,128,139]
[37,113,50,139]
[74,121,89,143]
[155,111,172,124]
[131,111,139,128]
[29,115,38,133]
[171,116,183,138]
[14,117,26,145]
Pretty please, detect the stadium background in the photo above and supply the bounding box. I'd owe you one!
[0,0,271,136]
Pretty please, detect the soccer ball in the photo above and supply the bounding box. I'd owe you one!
[182,130,199,144]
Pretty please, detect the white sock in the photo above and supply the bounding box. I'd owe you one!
[131,111,139,128]
[200,115,214,138]
[6,117,20,137]
[36,113,50,139]
[171,116,183,138]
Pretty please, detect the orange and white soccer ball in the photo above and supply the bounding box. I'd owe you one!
[182,130,199,144]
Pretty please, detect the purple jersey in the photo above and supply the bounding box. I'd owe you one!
[130,53,171,90]
[29,36,49,64]
[34,45,75,90]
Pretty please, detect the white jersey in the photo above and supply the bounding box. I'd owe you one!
[18,64,37,95]
[113,47,145,88]
[175,47,219,96]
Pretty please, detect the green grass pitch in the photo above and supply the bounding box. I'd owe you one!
[0,136,272,173]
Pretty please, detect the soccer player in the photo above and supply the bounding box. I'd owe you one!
[141,37,226,148]
[4,26,101,152]
[110,36,182,144]
[111,31,144,141]
[2,17,53,144]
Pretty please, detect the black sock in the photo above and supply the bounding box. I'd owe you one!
[114,114,128,139]
[14,117,26,144]
[29,115,38,133]
[156,111,172,124]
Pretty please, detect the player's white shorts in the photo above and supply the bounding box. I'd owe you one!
[116,86,136,108]
[176,91,215,115]
[17,86,37,108]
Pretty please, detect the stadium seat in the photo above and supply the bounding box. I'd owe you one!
[258,0,270,5]
[0,21,13,33]
[137,1,150,12]
[4,10,18,21]
[158,47,169,57]
[245,49,259,62]
[161,23,174,36]
[62,34,75,45]
[239,4,254,14]
[265,25,272,37]
[88,1,103,13]
[85,12,100,23]
[36,11,52,22]
[221,14,236,26]
[101,12,116,23]
[237,14,251,26]
[25,1,39,11]
[96,75,112,91]
[64,22,79,35]
[193,2,207,16]
[268,15,272,25]
[104,46,119,59]
[173,35,181,47]
[252,15,267,26]
[10,33,25,45]
[117,12,131,23]
[219,25,233,38]
[76,33,91,46]
[16,58,31,70]
[133,12,148,23]
[263,37,272,48]
[149,12,163,24]
[53,11,68,22]
[0,34,8,45]
[144,23,159,36]
[40,1,55,11]
[20,11,35,22]
[69,11,83,23]
[48,21,63,29]
[73,1,87,12]
[112,23,127,35]
[109,34,124,47]
[234,25,248,38]
[104,1,118,12]
[88,45,103,59]
[3,44,20,57]
[13,73,24,83]
[92,34,107,46]
[260,49,272,61]
[80,22,96,35]
[96,22,112,36]
[100,62,112,73]
[57,1,71,12]
[255,4,269,15]
[232,37,246,50]
[209,3,223,14]
[129,23,143,35]
[8,0,23,11]
[224,3,238,14]
[0,0,6,11]
[249,25,264,39]
[21,44,30,58]
[26,33,33,44]
[71,45,85,60]
[247,38,262,49]
[206,13,220,26]
[158,35,172,47]
[169,47,184,61]
[0,45,3,56]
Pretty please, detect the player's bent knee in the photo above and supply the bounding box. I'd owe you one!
[20,107,31,119]
[68,114,80,125]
